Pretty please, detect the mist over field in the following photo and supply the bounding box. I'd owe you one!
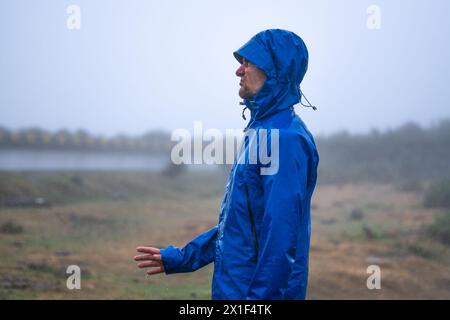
[1,119,450,299]
[1,0,450,300]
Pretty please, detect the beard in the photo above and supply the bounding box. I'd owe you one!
[239,85,254,100]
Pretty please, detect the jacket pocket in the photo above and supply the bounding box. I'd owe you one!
[244,183,259,262]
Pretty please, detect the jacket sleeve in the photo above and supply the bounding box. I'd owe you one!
[246,130,312,299]
[160,226,218,274]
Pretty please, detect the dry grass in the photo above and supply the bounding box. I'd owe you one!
[0,173,449,299]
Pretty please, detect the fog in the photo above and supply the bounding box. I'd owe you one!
[1,0,450,137]
[1,1,450,300]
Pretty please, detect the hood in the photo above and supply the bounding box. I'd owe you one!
[234,29,309,122]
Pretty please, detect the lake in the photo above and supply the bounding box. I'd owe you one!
[0,149,221,171]
[0,149,171,171]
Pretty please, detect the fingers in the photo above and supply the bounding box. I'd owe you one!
[136,246,160,254]
[134,253,162,261]
[134,254,152,261]
[146,266,164,275]
[137,261,161,268]
[134,246,164,276]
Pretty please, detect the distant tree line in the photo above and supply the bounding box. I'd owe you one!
[1,119,449,184]
[0,127,171,153]
[315,119,450,184]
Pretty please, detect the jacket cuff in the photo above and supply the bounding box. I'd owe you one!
[160,245,182,274]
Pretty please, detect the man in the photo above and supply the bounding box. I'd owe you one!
[134,29,319,300]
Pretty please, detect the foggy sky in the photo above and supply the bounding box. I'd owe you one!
[1,0,450,137]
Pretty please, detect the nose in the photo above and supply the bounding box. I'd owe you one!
[235,64,245,77]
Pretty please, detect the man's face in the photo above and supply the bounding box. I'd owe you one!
[235,58,267,100]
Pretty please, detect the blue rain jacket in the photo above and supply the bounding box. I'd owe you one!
[160,29,319,300]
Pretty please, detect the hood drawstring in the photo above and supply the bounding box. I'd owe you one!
[299,87,317,111]
[240,88,315,121]
[240,100,255,120]
[241,105,248,120]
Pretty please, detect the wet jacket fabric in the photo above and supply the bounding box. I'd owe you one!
[160,29,319,300]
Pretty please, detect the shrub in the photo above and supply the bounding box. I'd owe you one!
[423,180,450,208]
[161,162,186,178]
[0,220,24,234]
[349,208,364,220]
[426,211,450,246]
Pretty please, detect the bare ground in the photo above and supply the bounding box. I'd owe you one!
[0,173,449,299]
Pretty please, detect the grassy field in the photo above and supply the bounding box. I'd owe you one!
[0,171,449,299]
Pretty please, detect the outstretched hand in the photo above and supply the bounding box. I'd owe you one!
[134,246,165,276]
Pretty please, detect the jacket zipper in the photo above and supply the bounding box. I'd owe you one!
[244,183,259,261]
